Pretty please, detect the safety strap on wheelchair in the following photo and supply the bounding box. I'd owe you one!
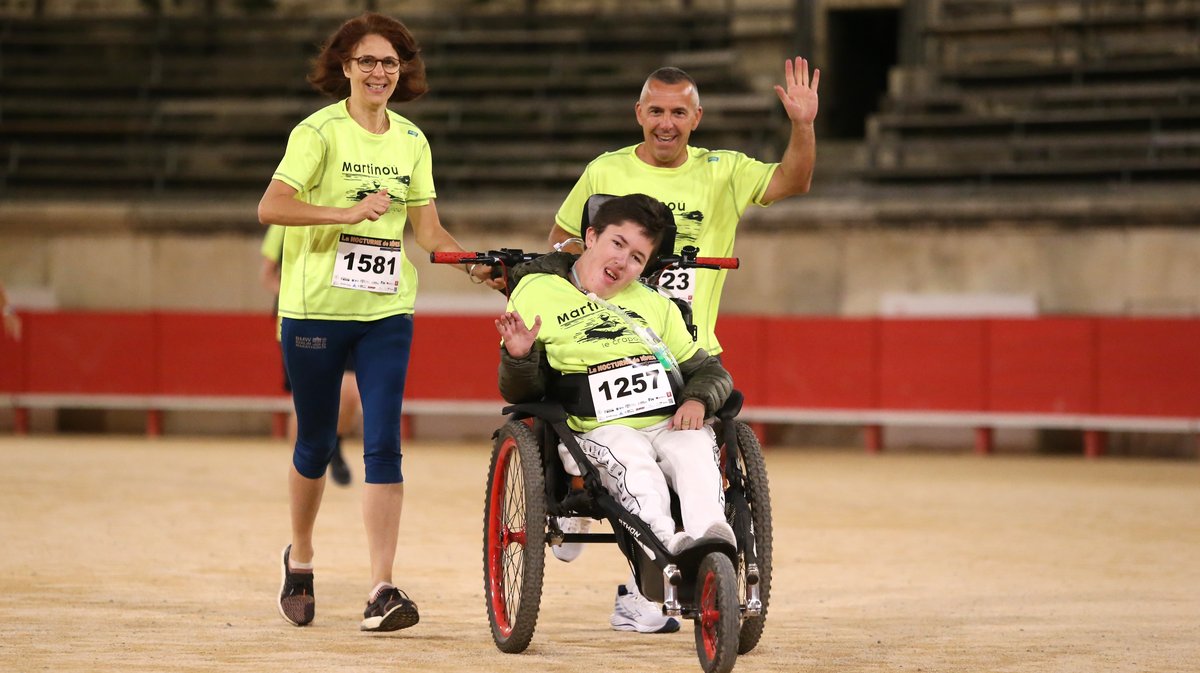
[548,418,607,496]
[547,369,683,420]
[548,416,670,568]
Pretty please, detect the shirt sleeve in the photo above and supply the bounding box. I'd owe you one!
[271,123,326,193]
[553,168,594,236]
[729,152,779,207]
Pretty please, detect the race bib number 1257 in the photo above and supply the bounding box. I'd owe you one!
[587,354,675,422]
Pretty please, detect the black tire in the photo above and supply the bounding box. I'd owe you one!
[693,552,741,673]
[483,420,547,653]
[731,420,773,654]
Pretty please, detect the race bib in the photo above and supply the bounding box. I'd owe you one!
[331,234,402,294]
[657,266,695,304]
[587,354,675,422]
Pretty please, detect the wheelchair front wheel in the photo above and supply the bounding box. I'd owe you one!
[693,551,740,673]
[483,420,547,653]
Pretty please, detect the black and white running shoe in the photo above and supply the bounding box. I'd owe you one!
[360,585,419,632]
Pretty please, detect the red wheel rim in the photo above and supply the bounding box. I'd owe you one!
[699,568,720,659]
[487,436,526,637]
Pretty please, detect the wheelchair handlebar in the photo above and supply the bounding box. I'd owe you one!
[430,247,739,272]
[430,249,542,267]
[671,256,739,270]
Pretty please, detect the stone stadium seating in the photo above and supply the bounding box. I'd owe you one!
[863,0,1200,183]
[0,9,777,199]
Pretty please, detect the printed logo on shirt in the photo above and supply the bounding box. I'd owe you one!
[347,177,410,207]
[342,161,412,207]
[664,205,705,246]
[577,311,649,346]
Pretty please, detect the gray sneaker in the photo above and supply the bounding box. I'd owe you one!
[609,584,680,634]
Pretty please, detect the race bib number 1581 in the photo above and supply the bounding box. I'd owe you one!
[331,233,402,294]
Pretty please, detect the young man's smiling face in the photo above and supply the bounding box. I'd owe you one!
[577,220,657,299]
[634,78,704,168]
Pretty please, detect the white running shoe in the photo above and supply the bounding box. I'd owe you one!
[551,516,590,562]
[609,584,680,634]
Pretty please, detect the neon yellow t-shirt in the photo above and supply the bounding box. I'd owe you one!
[554,145,777,355]
[507,271,699,432]
[261,224,285,264]
[272,100,435,321]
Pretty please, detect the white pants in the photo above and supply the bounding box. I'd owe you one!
[558,419,726,545]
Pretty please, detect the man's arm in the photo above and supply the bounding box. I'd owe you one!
[761,56,821,204]
[548,224,584,254]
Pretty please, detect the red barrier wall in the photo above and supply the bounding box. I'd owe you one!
[408,315,503,401]
[988,318,1094,414]
[4,311,1200,422]
[1095,318,1200,417]
[24,312,156,395]
[0,325,22,393]
[156,312,281,396]
[878,320,988,411]
[759,317,877,409]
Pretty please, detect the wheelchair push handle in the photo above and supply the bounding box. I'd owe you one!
[429,249,541,268]
[680,257,739,270]
[655,245,739,272]
[431,247,739,272]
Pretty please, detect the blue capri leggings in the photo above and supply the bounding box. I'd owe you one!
[281,313,413,484]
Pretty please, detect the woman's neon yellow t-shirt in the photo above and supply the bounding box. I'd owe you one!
[272,100,435,321]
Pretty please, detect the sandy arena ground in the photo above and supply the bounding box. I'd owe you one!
[1,435,1197,673]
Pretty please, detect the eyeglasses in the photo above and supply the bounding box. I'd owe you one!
[350,56,401,74]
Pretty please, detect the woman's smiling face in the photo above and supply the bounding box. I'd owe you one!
[343,33,399,105]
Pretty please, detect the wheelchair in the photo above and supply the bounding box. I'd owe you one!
[483,390,771,673]
[431,200,770,672]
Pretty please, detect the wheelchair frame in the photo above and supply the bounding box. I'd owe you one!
[433,217,768,672]
[482,390,773,673]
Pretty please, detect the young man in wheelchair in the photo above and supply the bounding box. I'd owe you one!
[495,193,738,577]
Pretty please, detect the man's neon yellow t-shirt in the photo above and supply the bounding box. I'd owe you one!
[272,100,435,321]
[507,271,699,433]
[554,145,776,355]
